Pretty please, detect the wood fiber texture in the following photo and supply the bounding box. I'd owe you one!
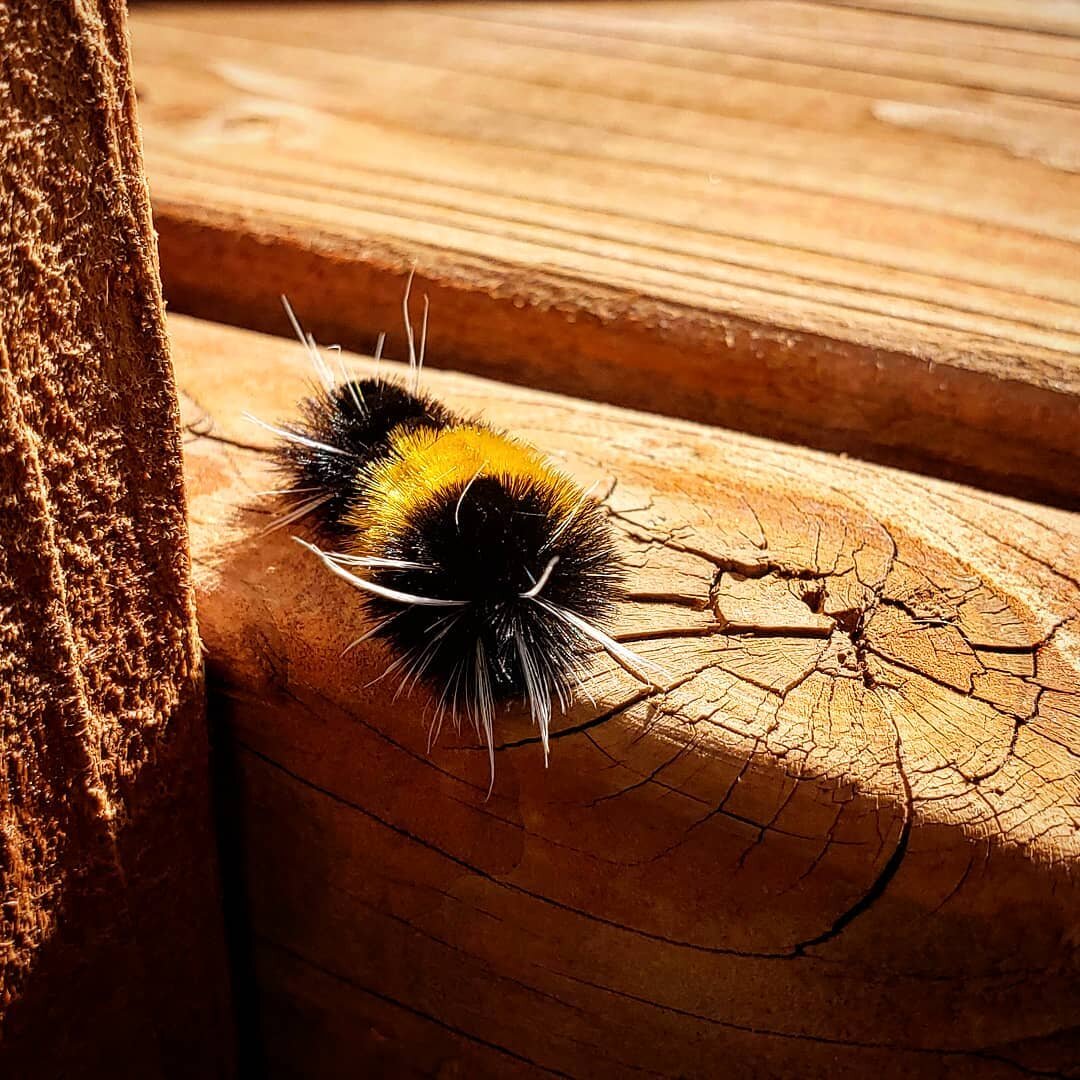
[0,2,232,1075]
[129,0,1080,505]
[175,313,1080,1079]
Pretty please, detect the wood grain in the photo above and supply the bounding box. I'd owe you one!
[0,3,232,1075]
[811,1,1080,35]
[129,1,1080,507]
[175,312,1080,1079]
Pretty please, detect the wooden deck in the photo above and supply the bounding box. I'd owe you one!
[130,4,1080,1077]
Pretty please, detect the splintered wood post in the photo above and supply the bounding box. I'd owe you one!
[0,3,233,1075]
[174,314,1080,1079]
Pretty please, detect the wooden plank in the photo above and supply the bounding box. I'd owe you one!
[174,311,1080,1078]
[808,1,1080,36]
[129,2,1080,507]
[0,3,233,1075]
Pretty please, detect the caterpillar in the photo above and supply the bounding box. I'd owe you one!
[249,279,656,785]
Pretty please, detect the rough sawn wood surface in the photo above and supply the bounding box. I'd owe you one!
[175,313,1080,1079]
[0,2,232,1075]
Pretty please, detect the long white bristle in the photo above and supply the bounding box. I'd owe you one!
[534,598,666,686]
[242,412,353,457]
[281,295,335,394]
[294,537,468,608]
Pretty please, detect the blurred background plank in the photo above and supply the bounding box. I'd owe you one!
[0,1,233,1075]
[129,1,1080,506]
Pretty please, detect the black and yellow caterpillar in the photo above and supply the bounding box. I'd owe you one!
[258,291,650,782]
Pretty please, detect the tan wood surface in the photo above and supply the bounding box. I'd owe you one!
[815,1,1080,34]
[175,311,1080,1079]
[0,3,232,1075]
[129,1,1080,507]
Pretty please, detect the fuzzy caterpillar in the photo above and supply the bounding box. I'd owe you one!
[252,282,655,785]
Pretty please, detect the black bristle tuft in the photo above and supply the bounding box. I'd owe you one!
[273,379,452,535]
[368,474,622,704]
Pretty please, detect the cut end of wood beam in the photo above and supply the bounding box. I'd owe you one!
[174,312,1080,1077]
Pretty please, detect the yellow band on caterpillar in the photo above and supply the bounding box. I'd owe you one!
[349,424,581,552]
